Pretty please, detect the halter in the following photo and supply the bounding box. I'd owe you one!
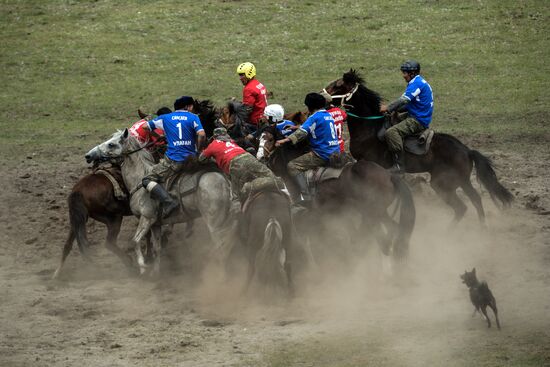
[325,83,385,121]
[322,83,360,104]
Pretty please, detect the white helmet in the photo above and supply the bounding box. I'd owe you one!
[264,104,285,123]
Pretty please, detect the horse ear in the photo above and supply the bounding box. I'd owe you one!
[472,267,476,274]
[123,128,129,139]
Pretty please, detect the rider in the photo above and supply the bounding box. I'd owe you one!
[237,62,268,130]
[256,104,297,160]
[128,107,172,154]
[141,96,206,218]
[199,127,281,200]
[275,92,340,203]
[380,60,434,173]
[322,93,347,153]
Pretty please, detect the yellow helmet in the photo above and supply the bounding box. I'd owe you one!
[236,62,256,79]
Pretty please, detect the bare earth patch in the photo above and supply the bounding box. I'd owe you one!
[1,141,549,367]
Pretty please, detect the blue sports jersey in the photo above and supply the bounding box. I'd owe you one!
[148,110,204,162]
[298,110,340,161]
[276,120,296,137]
[402,75,434,127]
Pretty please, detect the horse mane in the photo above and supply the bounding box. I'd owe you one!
[227,100,249,123]
[343,68,382,113]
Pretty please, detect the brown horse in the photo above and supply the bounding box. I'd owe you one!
[262,125,416,261]
[53,166,133,279]
[324,69,513,225]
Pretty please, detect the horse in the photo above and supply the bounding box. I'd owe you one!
[53,100,217,278]
[52,166,134,279]
[262,125,416,261]
[240,190,294,295]
[323,69,513,225]
[85,129,237,276]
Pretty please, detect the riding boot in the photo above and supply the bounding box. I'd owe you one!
[293,173,312,203]
[389,151,405,174]
[149,184,179,219]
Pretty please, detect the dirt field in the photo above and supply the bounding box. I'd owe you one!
[1,139,549,367]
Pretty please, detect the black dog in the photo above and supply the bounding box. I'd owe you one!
[460,268,501,329]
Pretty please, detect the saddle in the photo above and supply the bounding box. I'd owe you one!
[94,166,128,201]
[304,164,351,195]
[377,114,435,155]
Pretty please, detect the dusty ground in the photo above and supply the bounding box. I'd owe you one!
[1,139,549,367]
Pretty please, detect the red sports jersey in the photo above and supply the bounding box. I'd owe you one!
[128,119,165,148]
[328,107,347,152]
[242,79,268,125]
[202,139,246,174]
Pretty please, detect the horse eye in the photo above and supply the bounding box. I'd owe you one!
[108,143,115,148]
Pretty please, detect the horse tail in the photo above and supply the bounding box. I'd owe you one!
[68,191,91,252]
[255,217,286,286]
[391,174,416,259]
[469,150,514,208]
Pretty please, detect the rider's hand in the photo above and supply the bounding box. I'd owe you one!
[275,138,289,147]
[380,104,388,113]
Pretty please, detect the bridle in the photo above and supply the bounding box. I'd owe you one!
[322,82,360,108]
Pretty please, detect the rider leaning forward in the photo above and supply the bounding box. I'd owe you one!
[199,127,282,201]
[141,96,206,218]
[276,92,340,203]
[380,60,434,173]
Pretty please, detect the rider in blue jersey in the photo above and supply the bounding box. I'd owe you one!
[381,60,433,173]
[276,93,340,203]
[141,96,206,218]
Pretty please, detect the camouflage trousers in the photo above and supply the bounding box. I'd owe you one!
[385,117,426,152]
[229,153,282,198]
[144,156,186,183]
[287,151,327,177]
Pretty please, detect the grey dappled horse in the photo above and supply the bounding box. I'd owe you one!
[85,130,237,275]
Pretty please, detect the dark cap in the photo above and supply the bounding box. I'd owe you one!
[304,92,326,110]
[174,96,195,110]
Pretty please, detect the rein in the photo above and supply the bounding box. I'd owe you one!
[326,83,385,122]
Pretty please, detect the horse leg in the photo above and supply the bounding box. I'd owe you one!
[133,216,155,274]
[52,228,76,279]
[149,224,163,277]
[431,178,467,225]
[103,215,135,272]
[460,179,486,226]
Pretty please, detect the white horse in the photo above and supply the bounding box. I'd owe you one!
[85,129,237,275]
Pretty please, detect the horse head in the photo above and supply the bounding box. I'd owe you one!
[324,69,382,117]
[85,129,129,164]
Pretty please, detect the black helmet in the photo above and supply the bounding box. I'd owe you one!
[304,92,326,110]
[400,60,421,73]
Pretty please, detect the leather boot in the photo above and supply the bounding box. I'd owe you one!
[149,184,179,219]
[293,173,312,203]
[389,151,405,174]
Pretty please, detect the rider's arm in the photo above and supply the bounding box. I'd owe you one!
[287,128,308,145]
[386,96,409,113]
[196,130,207,152]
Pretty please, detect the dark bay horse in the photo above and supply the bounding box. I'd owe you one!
[324,69,513,224]
[262,125,416,261]
[240,190,294,294]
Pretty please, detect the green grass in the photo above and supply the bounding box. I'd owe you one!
[1,0,548,161]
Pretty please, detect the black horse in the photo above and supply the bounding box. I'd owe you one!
[240,190,294,295]
[261,125,416,261]
[324,69,513,225]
